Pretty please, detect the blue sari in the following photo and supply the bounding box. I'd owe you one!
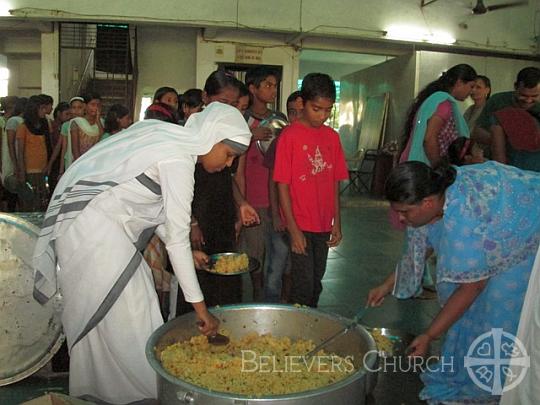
[394,162,540,404]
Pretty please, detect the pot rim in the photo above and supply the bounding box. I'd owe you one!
[146,303,378,400]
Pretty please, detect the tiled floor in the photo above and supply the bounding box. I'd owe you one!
[1,193,440,404]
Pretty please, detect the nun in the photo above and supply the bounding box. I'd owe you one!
[32,103,253,404]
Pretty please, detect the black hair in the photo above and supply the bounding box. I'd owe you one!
[23,95,52,156]
[153,86,178,103]
[179,88,203,109]
[104,104,130,133]
[13,97,28,116]
[238,82,250,98]
[83,92,101,104]
[446,137,472,166]
[23,95,48,127]
[515,67,540,89]
[300,73,336,103]
[245,66,281,88]
[204,70,241,97]
[287,90,302,105]
[144,102,178,124]
[476,75,491,99]
[53,101,70,119]
[38,94,54,105]
[0,96,18,114]
[401,64,477,155]
[385,161,457,204]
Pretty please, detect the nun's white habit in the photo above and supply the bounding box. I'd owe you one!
[32,103,251,404]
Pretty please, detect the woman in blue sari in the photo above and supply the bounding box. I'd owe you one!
[369,161,540,404]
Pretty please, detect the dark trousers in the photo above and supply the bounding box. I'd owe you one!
[288,231,331,307]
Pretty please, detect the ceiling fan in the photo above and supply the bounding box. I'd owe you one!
[471,0,527,15]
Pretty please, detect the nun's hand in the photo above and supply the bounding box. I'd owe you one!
[239,202,260,226]
[197,311,220,336]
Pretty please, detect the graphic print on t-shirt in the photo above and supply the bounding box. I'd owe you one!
[305,144,333,177]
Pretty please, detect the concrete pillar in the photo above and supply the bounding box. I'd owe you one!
[41,23,59,103]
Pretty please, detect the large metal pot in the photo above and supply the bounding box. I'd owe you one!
[0,213,63,386]
[146,304,377,404]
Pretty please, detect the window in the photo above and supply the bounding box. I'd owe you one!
[139,96,152,122]
[0,67,9,98]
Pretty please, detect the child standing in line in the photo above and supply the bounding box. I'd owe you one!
[101,104,132,141]
[1,96,23,211]
[178,89,203,125]
[236,83,250,115]
[263,90,303,302]
[59,97,85,174]
[153,86,179,112]
[16,95,53,211]
[177,70,259,313]
[274,73,348,307]
[237,66,287,301]
[70,93,103,162]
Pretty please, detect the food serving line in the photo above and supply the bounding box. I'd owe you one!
[1,212,422,404]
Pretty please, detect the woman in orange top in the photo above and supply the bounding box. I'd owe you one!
[16,95,53,211]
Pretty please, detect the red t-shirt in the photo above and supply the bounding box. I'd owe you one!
[273,122,348,232]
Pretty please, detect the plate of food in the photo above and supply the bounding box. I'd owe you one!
[366,327,415,357]
[203,252,260,276]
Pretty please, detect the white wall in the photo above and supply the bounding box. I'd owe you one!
[41,27,59,103]
[299,60,384,82]
[196,31,299,113]
[416,50,540,100]
[7,57,41,96]
[4,0,539,56]
[339,53,417,155]
[135,26,198,118]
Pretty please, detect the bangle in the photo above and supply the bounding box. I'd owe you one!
[190,221,199,227]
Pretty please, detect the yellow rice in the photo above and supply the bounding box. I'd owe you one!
[212,253,249,274]
[371,329,395,354]
[159,332,356,396]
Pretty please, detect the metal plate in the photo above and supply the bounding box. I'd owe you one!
[256,115,288,154]
[0,213,64,386]
[203,252,260,276]
[365,327,415,357]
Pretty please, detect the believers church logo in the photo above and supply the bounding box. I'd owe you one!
[464,328,529,395]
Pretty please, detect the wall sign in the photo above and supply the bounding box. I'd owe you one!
[235,45,263,63]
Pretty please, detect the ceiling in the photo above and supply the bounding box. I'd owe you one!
[299,49,392,80]
[300,49,391,65]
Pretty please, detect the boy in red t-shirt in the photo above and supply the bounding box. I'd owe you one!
[273,73,348,307]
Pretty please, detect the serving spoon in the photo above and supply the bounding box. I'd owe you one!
[196,321,230,346]
[304,306,369,358]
